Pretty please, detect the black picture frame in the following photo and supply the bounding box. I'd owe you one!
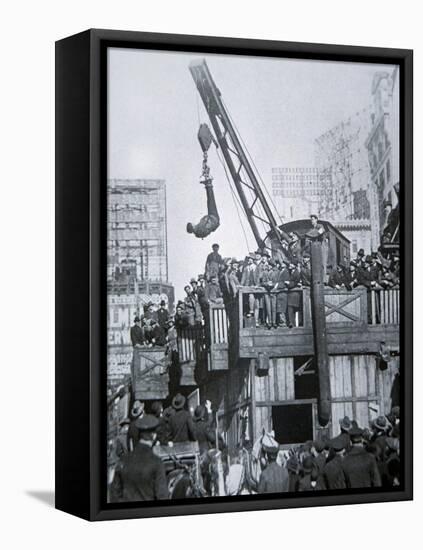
[55,28,413,521]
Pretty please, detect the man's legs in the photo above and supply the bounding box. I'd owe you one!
[205,182,220,222]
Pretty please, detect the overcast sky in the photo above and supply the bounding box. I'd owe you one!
[108,48,396,297]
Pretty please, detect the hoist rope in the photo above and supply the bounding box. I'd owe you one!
[215,146,252,253]
[222,98,284,227]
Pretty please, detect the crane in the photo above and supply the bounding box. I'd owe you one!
[189,58,331,427]
[189,59,291,254]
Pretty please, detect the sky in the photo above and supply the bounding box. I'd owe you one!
[107,48,396,298]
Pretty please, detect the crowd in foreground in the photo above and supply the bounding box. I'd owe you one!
[108,391,401,501]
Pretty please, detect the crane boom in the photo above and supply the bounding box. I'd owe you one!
[189,59,290,252]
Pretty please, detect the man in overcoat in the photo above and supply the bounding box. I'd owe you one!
[285,261,302,328]
[110,414,169,502]
[322,436,347,490]
[168,393,196,443]
[257,444,289,494]
[342,426,382,488]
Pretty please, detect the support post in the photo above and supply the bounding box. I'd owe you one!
[309,238,331,426]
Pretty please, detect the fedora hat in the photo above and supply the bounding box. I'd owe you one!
[131,400,144,417]
[172,393,186,410]
[373,415,390,432]
[339,416,352,432]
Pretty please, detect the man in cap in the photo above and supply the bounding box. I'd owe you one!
[110,414,169,502]
[257,443,289,494]
[168,393,196,443]
[205,243,223,281]
[130,316,145,348]
[342,425,382,488]
[321,436,347,490]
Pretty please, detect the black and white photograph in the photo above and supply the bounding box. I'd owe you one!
[106,48,402,504]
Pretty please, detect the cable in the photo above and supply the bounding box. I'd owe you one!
[215,146,252,253]
[222,98,284,227]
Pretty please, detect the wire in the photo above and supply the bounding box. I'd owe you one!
[222,98,284,227]
[215,146,252,253]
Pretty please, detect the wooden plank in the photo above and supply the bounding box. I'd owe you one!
[277,357,287,400]
[355,401,370,429]
[285,358,295,400]
[342,355,352,398]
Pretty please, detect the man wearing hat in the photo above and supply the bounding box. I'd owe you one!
[168,393,196,443]
[130,316,145,348]
[342,426,381,488]
[193,405,216,454]
[157,300,169,329]
[321,436,347,490]
[257,443,289,494]
[115,418,130,458]
[355,248,365,267]
[110,414,168,502]
[298,456,324,491]
[285,260,302,328]
[205,243,223,281]
[127,400,145,452]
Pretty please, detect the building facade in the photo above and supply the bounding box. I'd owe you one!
[271,167,328,222]
[314,108,375,249]
[365,68,400,240]
[107,179,168,283]
[107,179,173,387]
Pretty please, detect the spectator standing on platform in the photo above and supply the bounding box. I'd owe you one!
[205,243,223,281]
[184,285,203,326]
[206,275,224,305]
[157,300,169,329]
[285,261,302,328]
[130,316,145,347]
[241,254,260,326]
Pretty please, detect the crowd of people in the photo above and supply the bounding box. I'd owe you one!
[108,391,401,501]
[257,408,400,493]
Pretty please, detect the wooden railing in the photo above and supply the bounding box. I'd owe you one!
[209,304,229,344]
[176,325,205,363]
[369,289,400,325]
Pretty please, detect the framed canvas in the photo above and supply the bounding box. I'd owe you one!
[55,29,413,521]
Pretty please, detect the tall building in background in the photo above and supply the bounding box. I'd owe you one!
[271,167,329,222]
[107,179,168,282]
[365,68,400,241]
[107,179,174,387]
[314,108,374,251]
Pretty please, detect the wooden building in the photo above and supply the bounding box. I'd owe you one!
[177,286,400,449]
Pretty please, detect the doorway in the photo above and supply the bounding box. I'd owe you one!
[272,403,314,444]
